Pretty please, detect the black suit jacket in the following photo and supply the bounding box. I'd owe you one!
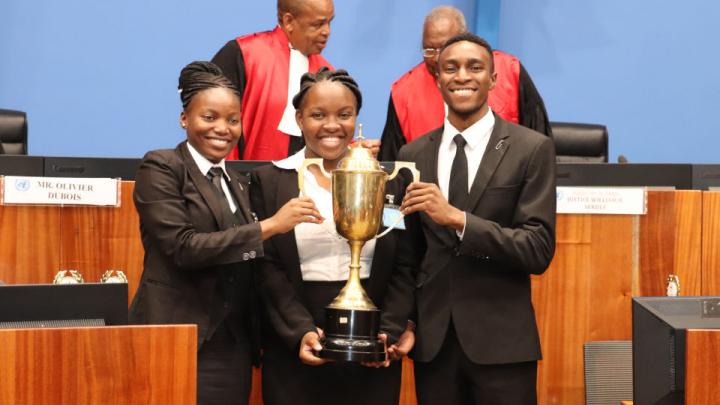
[397,116,556,365]
[129,142,263,350]
[250,164,418,350]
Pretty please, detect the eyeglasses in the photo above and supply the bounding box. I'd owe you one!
[422,48,440,58]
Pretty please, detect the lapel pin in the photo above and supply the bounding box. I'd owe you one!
[495,140,505,150]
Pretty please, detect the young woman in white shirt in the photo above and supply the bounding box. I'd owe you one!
[250,67,418,405]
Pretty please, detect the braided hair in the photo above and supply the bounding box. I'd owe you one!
[292,67,362,113]
[177,61,241,109]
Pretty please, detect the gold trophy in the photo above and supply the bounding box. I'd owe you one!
[299,129,419,361]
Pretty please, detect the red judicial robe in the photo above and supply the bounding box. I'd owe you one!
[378,50,552,161]
[212,26,333,161]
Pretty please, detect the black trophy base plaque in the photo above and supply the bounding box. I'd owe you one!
[319,306,385,362]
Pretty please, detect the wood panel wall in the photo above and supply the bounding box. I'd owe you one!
[685,329,720,404]
[1,185,718,405]
[532,190,702,405]
[0,182,142,303]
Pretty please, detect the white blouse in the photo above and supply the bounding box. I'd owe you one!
[274,149,375,281]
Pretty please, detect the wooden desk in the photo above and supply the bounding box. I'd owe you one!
[3,186,720,405]
[0,325,196,405]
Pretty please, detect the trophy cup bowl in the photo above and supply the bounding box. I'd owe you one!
[299,143,419,362]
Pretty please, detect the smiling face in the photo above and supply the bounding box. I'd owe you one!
[282,0,334,56]
[296,80,356,167]
[180,87,242,163]
[437,40,496,131]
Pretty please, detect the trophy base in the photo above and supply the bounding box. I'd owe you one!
[319,307,385,362]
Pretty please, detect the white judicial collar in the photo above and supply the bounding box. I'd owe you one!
[276,42,309,138]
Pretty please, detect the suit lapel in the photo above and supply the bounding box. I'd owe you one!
[419,128,442,185]
[177,143,225,229]
[465,117,511,212]
[418,128,457,247]
[226,171,253,223]
[275,169,303,288]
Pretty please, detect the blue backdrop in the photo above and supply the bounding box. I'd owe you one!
[2,0,719,163]
[0,0,474,158]
[498,0,720,163]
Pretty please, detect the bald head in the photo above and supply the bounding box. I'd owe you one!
[277,0,300,22]
[422,6,467,76]
[278,0,334,55]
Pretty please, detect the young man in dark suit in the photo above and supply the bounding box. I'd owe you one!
[399,33,556,405]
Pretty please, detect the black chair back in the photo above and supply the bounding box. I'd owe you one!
[0,109,28,155]
[551,122,608,163]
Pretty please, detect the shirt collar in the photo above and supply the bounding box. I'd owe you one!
[273,147,307,171]
[441,107,495,151]
[186,142,229,178]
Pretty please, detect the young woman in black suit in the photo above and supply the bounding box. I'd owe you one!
[250,67,418,405]
[129,61,323,405]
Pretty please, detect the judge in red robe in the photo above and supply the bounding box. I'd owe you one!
[212,0,335,161]
[378,6,552,162]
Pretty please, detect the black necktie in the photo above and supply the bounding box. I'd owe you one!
[448,134,468,208]
[207,166,227,195]
[207,167,235,218]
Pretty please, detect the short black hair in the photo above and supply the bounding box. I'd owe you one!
[438,32,494,72]
[292,67,362,113]
[177,61,241,109]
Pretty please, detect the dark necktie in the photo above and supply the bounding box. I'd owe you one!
[207,166,227,196]
[207,166,235,218]
[448,134,469,208]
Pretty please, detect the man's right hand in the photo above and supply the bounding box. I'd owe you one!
[299,328,329,366]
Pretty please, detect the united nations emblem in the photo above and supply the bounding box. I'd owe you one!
[53,270,84,284]
[100,270,128,284]
[14,178,30,192]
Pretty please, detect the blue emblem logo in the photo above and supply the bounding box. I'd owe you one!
[14,178,30,192]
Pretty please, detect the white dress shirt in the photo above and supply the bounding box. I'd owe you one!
[276,43,309,138]
[274,149,375,281]
[186,142,237,213]
[437,108,495,199]
[437,109,495,238]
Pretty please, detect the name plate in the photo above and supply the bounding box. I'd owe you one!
[1,176,120,206]
[556,187,646,215]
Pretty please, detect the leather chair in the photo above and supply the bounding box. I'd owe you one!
[551,122,608,163]
[0,109,28,155]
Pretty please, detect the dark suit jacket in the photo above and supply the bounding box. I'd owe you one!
[129,142,263,350]
[397,116,556,365]
[250,164,418,350]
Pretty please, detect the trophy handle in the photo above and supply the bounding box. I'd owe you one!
[387,161,419,184]
[375,161,420,239]
[298,158,331,196]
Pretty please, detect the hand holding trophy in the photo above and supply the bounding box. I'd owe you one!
[299,127,419,362]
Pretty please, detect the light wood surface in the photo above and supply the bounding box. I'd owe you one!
[702,192,720,295]
[685,329,720,404]
[638,191,702,296]
[0,325,196,405]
